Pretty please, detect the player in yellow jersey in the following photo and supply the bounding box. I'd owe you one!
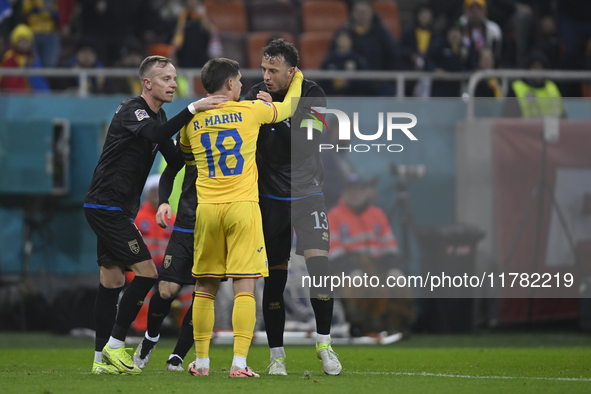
[179,58,303,378]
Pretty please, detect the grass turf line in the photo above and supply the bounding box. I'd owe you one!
[0,332,590,394]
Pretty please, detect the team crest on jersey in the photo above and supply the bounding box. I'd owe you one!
[163,255,172,269]
[135,109,150,121]
[128,239,140,254]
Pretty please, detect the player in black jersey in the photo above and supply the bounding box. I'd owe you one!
[244,39,342,375]
[132,134,198,372]
[84,55,226,375]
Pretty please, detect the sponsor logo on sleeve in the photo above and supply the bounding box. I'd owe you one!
[135,109,150,121]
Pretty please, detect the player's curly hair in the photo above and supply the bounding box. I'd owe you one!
[263,38,299,68]
[139,55,171,79]
[201,57,240,93]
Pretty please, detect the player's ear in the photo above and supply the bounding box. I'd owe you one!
[226,78,233,91]
[288,67,295,78]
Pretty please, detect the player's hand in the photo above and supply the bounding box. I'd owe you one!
[257,91,272,103]
[191,95,228,112]
[156,203,172,229]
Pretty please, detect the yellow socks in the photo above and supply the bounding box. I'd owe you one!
[192,292,215,359]
[232,292,256,358]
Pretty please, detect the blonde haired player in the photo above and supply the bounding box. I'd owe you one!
[180,57,303,377]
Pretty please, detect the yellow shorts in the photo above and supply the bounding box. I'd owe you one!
[192,201,269,279]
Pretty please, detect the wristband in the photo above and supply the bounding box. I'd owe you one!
[188,103,196,114]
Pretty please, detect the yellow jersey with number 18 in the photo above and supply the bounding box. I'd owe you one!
[180,71,303,204]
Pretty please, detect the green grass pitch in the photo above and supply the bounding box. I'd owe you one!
[1,332,590,394]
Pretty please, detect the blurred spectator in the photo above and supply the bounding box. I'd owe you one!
[171,0,220,68]
[57,0,76,33]
[332,0,399,95]
[0,23,49,93]
[429,22,477,97]
[504,52,565,118]
[400,3,436,71]
[485,1,534,68]
[104,43,146,95]
[327,175,415,339]
[52,42,105,93]
[459,0,502,65]
[54,0,77,67]
[426,0,463,33]
[22,0,60,67]
[0,0,20,57]
[77,0,154,66]
[321,29,369,96]
[474,47,502,97]
[532,15,561,70]
[0,0,13,26]
[400,3,437,96]
[557,0,591,70]
[333,0,398,71]
[151,0,184,44]
[77,0,120,65]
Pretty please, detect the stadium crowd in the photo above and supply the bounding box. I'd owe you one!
[0,0,590,96]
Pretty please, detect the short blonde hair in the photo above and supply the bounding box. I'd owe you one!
[139,56,172,79]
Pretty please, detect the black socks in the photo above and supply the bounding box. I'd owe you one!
[111,276,156,341]
[146,289,173,338]
[263,269,288,348]
[94,284,122,352]
[306,256,334,335]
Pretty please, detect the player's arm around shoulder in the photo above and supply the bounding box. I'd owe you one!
[189,95,228,113]
[269,70,304,123]
[179,126,196,166]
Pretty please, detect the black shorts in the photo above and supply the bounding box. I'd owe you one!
[158,229,196,286]
[84,207,152,266]
[259,194,330,267]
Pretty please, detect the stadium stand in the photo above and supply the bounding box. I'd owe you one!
[147,43,173,57]
[299,31,334,69]
[219,32,248,68]
[203,0,248,33]
[302,0,349,34]
[249,0,300,38]
[372,0,401,39]
[246,31,295,69]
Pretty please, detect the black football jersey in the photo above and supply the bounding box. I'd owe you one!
[245,79,327,198]
[84,96,167,218]
[161,134,198,230]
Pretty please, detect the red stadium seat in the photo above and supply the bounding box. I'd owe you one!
[372,0,401,39]
[147,43,173,57]
[247,31,295,69]
[203,0,248,33]
[302,0,348,34]
[299,31,333,70]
